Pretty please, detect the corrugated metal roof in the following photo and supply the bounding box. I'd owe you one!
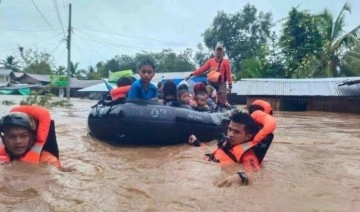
[24,73,50,82]
[70,79,102,88]
[78,81,116,92]
[152,71,192,84]
[232,77,360,96]
[0,68,12,75]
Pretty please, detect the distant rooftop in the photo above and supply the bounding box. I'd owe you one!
[232,77,360,96]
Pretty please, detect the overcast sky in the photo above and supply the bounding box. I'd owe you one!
[0,0,359,70]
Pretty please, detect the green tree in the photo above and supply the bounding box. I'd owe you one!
[316,2,360,77]
[236,57,264,79]
[69,62,87,79]
[194,43,210,67]
[341,43,360,76]
[279,8,324,78]
[19,47,55,74]
[0,55,21,71]
[202,3,273,73]
[54,65,66,75]
[86,65,101,80]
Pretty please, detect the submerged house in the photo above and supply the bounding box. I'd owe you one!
[0,68,11,87]
[232,77,360,113]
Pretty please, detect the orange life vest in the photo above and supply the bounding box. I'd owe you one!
[110,85,131,100]
[251,110,277,145]
[209,110,276,164]
[208,141,253,165]
[0,105,51,164]
[252,100,272,115]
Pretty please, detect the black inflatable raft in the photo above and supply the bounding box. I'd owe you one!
[88,100,230,145]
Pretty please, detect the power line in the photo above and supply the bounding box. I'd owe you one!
[52,0,66,39]
[74,26,186,45]
[74,28,139,53]
[73,35,107,61]
[0,26,59,32]
[0,34,63,52]
[30,0,58,33]
[74,28,187,53]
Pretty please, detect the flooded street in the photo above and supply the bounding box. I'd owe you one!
[0,95,359,211]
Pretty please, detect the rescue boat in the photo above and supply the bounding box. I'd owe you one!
[88,99,230,145]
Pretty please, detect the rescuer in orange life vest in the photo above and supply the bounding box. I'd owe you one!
[0,105,61,168]
[188,100,276,187]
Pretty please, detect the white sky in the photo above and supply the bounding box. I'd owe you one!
[0,0,359,70]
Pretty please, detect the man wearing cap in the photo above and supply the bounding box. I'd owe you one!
[0,105,61,168]
[185,43,233,109]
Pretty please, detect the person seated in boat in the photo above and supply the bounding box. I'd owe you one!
[189,82,206,107]
[169,84,193,109]
[110,76,136,100]
[188,108,276,186]
[157,81,164,99]
[192,91,210,111]
[162,79,177,105]
[205,84,218,111]
[127,57,158,101]
[0,105,61,168]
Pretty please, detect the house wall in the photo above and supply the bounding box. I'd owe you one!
[246,97,280,111]
[246,96,360,114]
[307,97,360,113]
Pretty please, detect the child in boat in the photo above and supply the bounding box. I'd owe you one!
[110,76,136,100]
[193,91,210,111]
[205,84,218,111]
[127,57,158,100]
[176,84,192,109]
[162,79,177,105]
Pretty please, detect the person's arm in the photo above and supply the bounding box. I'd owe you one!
[187,135,205,147]
[225,60,233,85]
[40,151,61,168]
[251,111,277,145]
[185,60,211,80]
[216,150,260,187]
[127,82,140,99]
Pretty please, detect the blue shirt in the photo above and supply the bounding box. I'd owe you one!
[127,79,158,100]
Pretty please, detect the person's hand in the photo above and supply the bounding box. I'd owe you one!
[188,134,197,145]
[184,74,193,81]
[215,174,243,187]
[227,84,232,94]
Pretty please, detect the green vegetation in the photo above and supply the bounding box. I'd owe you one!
[1,100,16,106]
[1,2,359,80]
[20,86,72,108]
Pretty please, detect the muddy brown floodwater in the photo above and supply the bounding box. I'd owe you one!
[0,95,359,211]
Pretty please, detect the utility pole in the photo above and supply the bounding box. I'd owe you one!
[66,3,72,99]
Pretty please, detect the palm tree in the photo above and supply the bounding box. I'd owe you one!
[316,2,360,77]
[341,43,360,76]
[0,56,21,71]
[70,62,87,79]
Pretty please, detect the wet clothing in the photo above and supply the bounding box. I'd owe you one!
[251,110,277,145]
[207,140,261,173]
[252,100,272,115]
[0,105,61,168]
[110,85,131,100]
[127,79,158,100]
